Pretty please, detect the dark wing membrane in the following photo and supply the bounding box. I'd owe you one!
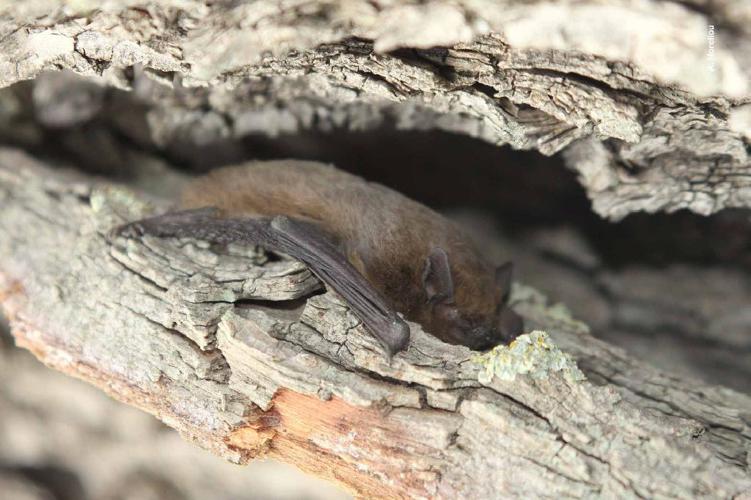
[270,215,410,355]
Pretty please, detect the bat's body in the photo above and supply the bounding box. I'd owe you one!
[116,160,523,355]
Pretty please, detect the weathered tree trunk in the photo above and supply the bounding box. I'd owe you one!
[1,152,750,498]
[1,1,750,498]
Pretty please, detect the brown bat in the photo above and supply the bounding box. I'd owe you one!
[113,160,524,356]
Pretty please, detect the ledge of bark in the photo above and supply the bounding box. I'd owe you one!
[1,1,750,220]
[1,149,750,498]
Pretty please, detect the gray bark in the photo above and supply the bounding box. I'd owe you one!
[0,0,750,220]
[1,151,750,498]
[0,321,348,500]
[1,1,751,497]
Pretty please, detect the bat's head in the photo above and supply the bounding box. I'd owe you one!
[423,248,524,350]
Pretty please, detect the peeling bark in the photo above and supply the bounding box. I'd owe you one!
[1,0,749,220]
[1,151,750,498]
[2,2,751,497]
[0,335,347,500]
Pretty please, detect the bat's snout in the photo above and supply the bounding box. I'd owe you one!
[461,307,525,351]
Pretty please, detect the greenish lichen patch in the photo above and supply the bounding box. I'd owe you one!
[511,283,590,336]
[474,330,586,384]
[91,186,154,217]
[89,186,157,234]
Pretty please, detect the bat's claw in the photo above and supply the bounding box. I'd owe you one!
[382,316,411,358]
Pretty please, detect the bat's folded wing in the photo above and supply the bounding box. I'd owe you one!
[270,215,410,356]
[110,209,410,356]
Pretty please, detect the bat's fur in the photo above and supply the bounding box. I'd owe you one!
[180,160,522,349]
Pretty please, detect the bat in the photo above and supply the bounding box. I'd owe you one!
[111,160,524,356]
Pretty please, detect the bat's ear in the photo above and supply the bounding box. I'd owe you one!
[422,247,454,304]
[495,262,513,302]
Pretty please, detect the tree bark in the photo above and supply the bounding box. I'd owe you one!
[0,0,749,220]
[1,1,751,498]
[0,316,347,500]
[1,151,750,498]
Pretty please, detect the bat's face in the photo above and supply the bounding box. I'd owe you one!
[423,247,524,351]
[431,301,524,350]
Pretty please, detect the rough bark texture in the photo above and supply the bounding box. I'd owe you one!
[1,0,750,220]
[0,320,348,500]
[2,1,751,498]
[1,151,750,498]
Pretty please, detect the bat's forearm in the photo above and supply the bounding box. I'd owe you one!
[270,216,410,355]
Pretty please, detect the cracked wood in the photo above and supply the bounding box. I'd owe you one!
[0,0,749,221]
[1,150,750,498]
